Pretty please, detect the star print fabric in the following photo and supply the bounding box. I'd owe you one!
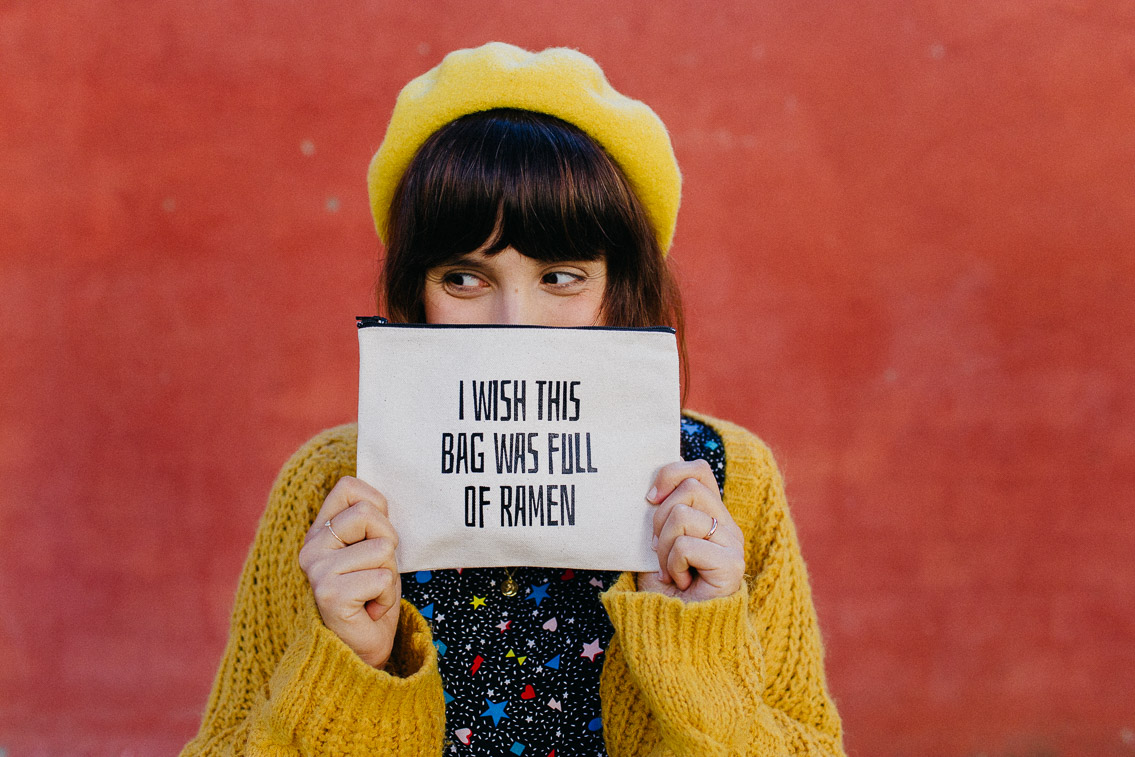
[403,565,618,756]
[680,415,726,497]
[399,416,725,756]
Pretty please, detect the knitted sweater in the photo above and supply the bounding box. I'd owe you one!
[182,412,844,756]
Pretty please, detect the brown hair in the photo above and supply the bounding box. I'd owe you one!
[379,109,687,383]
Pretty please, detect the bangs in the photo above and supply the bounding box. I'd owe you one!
[391,109,642,268]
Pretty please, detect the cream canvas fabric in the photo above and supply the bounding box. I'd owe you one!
[357,322,680,572]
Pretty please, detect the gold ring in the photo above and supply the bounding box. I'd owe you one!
[703,517,718,541]
[325,519,347,546]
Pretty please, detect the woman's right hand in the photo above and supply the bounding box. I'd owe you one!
[299,476,402,669]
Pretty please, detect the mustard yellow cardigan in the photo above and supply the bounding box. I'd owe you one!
[183,413,844,756]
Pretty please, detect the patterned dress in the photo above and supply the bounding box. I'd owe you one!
[400,415,726,757]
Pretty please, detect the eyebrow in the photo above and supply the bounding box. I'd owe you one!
[433,251,605,270]
[434,252,492,269]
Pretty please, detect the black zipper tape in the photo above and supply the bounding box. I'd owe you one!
[356,316,674,334]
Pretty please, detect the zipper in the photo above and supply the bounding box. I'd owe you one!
[356,316,674,334]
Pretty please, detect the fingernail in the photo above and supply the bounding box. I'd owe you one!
[651,534,658,550]
[657,570,666,583]
[646,487,658,503]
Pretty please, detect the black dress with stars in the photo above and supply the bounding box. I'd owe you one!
[399,415,726,757]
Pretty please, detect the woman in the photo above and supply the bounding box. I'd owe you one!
[184,43,844,756]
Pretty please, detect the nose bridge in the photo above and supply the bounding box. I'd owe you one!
[497,283,535,325]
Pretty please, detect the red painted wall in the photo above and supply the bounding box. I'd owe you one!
[2,2,1133,755]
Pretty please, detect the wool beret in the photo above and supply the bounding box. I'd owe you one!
[367,42,682,255]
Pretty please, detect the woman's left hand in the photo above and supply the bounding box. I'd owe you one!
[638,460,745,602]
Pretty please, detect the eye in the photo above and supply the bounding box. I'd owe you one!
[541,270,585,288]
[442,271,488,291]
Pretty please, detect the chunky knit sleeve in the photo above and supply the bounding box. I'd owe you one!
[599,413,845,756]
[181,425,447,756]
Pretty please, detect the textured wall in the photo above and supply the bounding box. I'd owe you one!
[2,2,1133,755]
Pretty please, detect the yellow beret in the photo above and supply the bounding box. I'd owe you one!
[367,42,682,255]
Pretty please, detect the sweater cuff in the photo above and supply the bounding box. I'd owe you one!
[254,600,445,754]
[602,581,781,753]
[602,581,764,698]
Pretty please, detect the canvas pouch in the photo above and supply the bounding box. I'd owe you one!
[356,319,680,572]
